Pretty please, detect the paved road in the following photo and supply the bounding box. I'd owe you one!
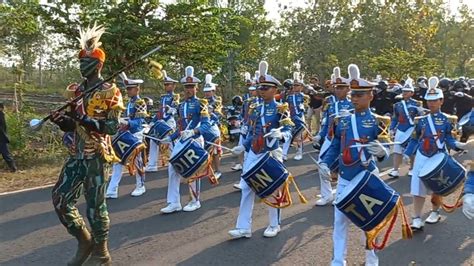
[1,146,473,266]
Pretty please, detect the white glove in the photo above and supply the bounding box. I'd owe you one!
[119,117,128,126]
[455,92,464,97]
[313,134,321,145]
[167,107,177,115]
[231,145,245,155]
[161,136,172,143]
[455,141,467,150]
[241,125,248,135]
[267,128,283,140]
[366,141,387,157]
[462,193,474,220]
[181,129,195,140]
[270,148,283,162]
[319,163,331,181]
[403,154,411,164]
[389,130,395,138]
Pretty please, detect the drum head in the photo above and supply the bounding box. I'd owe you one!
[418,153,446,177]
[334,170,368,205]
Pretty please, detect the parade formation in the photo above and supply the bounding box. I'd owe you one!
[15,23,474,266]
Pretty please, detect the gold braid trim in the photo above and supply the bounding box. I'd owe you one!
[173,93,180,105]
[199,98,210,117]
[374,113,392,143]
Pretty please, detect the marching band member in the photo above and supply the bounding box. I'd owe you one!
[203,74,223,179]
[145,70,179,172]
[231,72,256,172]
[320,64,391,266]
[314,67,352,206]
[404,77,467,230]
[388,78,423,178]
[106,72,148,198]
[463,161,474,220]
[160,66,212,213]
[50,23,123,265]
[229,61,293,239]
[282,72,308,161]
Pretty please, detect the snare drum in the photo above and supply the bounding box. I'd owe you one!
[418,153,466,196]
[112,131,145,165]
[202,124,220,152]
[334,170,400,231]
[170,138,209,178]
[148,120,173,141]
[242,152,289,200]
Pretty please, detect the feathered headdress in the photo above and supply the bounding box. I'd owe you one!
[77,22,106,62]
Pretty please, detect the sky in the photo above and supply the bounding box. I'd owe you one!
[264,0,474,21]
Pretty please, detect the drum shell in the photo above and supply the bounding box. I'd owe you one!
[112,131,143,164]
[148,120,173,140]
[334,171,400,231]
[169,139,209,178]
[242,152,289,199]
[418,153,466,196]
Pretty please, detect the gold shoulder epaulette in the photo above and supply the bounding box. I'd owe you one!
[445,114,458,124]
[173,93,180,103]
[134,98,148,118]
[276,102,289,114]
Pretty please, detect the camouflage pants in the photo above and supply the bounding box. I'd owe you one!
[52,156,110,243]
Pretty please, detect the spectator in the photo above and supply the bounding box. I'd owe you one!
[0,102,17,172]
[306,77,325,135]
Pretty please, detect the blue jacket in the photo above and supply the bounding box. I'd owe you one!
[243,99,293,154]
[318,97,353,140]
[125,95,147,134]
[389,98,422,132]
[170,96,210,141]
[404,111,459,157]
[321,109,389,181]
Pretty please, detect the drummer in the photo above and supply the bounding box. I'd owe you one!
[313,66,352,206]
[229,60,294,239]
[160,66,212,214]
[282,71,308,161]
[232,73,261,190]
[404,77,468,230]
[319,64,391,266]
[106,72,148,198]
[231,72,256,172]
[203,74,224,179]
[388,79,424,178]
[145,70,179,172]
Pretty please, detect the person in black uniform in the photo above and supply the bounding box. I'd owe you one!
[414,76,428,107]
[0,102,17,172]
[439,78,456,114]
[371,80,394,116]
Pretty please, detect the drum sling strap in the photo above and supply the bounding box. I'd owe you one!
[401,100,414,125]
[350,115,413,250]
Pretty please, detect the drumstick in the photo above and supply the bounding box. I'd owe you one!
[349,142,401,148]
[144,134,172,143]
[205,141,233,152]
[308,154,321,169]
[329,109,354,117]
[263,126,284,138]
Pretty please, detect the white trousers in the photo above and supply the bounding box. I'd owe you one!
[166,137,202,204]
[332,174,377,266]
[282,130,303,156]
[318,137,333,199]
[107,161,144,193]
[236,150,281,230]
[147,140,160,169]
[410,150,431,197]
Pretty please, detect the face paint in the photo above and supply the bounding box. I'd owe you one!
[80,57,100,78]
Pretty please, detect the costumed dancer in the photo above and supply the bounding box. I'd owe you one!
[160,66,214,213]
[145,70,179,172]
[228,61,295,238]
[404,77,468,230]
[388,78,423,178]
[320,64,395,266]
[50,23,123,265]
[282,71,309,161]
[313,66,353,206]
[203,74,224,179]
